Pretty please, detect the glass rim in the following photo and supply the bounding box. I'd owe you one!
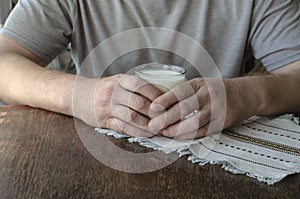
[134,63,186,77]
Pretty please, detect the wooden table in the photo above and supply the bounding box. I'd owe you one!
[0,106,299,198]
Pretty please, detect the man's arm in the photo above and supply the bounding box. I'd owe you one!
[0,35,74,115]
[237,60,300,116]
[0,35,162,137]
[148,60,300,139]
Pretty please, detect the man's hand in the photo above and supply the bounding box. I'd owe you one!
[148,77,260,140]
[1,34,299,139]
[74,74,163,137]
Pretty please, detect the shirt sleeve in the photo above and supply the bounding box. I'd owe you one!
[250,0,300,71]
[0,0,75,64]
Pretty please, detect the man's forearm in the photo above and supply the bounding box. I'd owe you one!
[0,53,75,115]
[233,61,300,117]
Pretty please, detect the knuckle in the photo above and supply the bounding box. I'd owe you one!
[115,74,123,79]
[191,78,205,90]
[203,110,211,120]
[198,125,209,136]
[134,96,147,110]
[191,116,201,130]
[162,129,173,137]
[195,111,209,124]
[128,76,140,88]
[98,94,113,107]
[202,87,210,99]
[120,74,133,85]
[173,85,190,100]
[121,75,147,93]
[97,109,111,122]
[104,76,118,89]
[128,109,138,121]
[191,94,200,107]
[115,119,126,132]
[180,100,193,116]
[194,111,202,121]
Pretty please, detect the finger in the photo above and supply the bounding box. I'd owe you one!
[150,80,201,112]
[148,84,210,132]
[175,123,209,140]
[159,110,210,138]
[112,85,152,117]
[106,118,155,138]
[176,117,225,140]
[119,74,163,101]
[149,94,204,131]
[112,105,151,130]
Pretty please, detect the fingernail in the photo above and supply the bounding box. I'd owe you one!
[150,103,164,112]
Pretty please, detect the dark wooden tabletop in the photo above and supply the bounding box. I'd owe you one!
[0,106,299,198]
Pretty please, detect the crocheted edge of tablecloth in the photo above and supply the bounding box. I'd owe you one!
[95,114,300,185]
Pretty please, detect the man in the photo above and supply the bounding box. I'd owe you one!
[0,0,300,139]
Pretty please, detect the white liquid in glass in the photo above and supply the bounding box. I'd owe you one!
[136,69,185,92]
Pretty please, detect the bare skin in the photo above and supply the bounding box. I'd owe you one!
[0,35,162,138]
[148,63,300,139]
[74,74,163,137]
[1,35,300,139]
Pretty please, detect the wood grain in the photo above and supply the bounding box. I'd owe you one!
[0,106,299,198]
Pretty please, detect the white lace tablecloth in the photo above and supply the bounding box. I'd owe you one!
[95,115,300,185]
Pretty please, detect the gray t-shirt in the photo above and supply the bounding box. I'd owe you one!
[1,0,300,79]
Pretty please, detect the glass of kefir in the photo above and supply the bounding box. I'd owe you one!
[134,63,186,93]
